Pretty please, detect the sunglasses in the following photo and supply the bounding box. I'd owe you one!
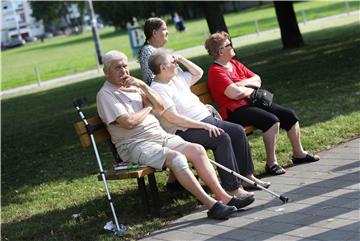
[224,42,233,48]
[164,59,177,65]
[218,42,233,53]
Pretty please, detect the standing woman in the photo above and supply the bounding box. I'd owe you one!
[138,17,186,189]
[138,18,169,85]
[148,48,271,197]
[204,32,319,176]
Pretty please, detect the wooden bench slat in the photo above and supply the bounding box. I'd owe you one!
[244,126,255,135]
[74,116,103,135]
[73,112,159,215]
[190,82,209,95]
[98,167,156,180]
[197,94,213,105]
[191,82,256,135]
[74,116,111,147]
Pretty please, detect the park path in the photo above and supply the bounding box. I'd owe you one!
[1,10,359,96]
[141,137,360,241]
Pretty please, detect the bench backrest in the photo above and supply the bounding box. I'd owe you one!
[74,81,253,152]
[190,82,213,105]
[73,116,110,147]
[190,82,255,135]
[73,116,121,162]
[73,82,212,147]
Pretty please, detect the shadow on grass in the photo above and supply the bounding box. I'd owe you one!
[1,22,360,240]
[2,187,197,241]
[2,22,360,196]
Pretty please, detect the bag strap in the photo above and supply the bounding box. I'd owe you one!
[213,62,255,105]
[214,62,235,83]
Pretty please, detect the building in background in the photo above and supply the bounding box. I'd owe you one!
[1,0,44,43]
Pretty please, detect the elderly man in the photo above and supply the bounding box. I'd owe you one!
[96,50,254,220]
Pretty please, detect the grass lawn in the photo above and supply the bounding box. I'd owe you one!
[1,1,359,90]
[2,17,360,240]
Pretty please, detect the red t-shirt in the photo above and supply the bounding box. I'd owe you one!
[208,59,255,120]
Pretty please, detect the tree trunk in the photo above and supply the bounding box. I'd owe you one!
[203,1,228,34]
[274,1,304,49]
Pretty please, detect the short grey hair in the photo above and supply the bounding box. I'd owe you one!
[148,48,172,75]
[102,50,127,69]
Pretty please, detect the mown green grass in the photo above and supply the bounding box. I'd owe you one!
[2,19,360,240]
[1,1,359,90]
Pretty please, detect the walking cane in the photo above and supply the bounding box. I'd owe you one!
[73,97,126,236]
[209,159,289,203]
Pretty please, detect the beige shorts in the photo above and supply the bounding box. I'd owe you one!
[117,134,188,170]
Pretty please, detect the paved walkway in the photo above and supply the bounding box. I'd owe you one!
[141,138,360,241]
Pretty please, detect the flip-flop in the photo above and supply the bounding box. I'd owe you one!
[292,153,320,164]
[265,163,286,176]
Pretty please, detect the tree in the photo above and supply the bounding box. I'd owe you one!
[203,1,228,34]
[274,1,304,49]
[93,2,186,30]
[30,1,85,33]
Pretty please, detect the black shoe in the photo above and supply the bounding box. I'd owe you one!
[227,196,255,210]
[207,202,237,220]
[292,153,320,164]
[166,180,185,192]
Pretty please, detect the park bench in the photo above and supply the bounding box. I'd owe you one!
[73,115,160,216]
[73,82,255,217]
[190,82,256,135]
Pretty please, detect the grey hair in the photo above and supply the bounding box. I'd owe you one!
[102,50,127,70]
[148,48,172,75]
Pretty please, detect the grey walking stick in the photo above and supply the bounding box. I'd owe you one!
[73,97,126,236]
[209,159,289,203]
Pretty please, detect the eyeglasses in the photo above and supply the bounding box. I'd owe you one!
[218,42,233,53]
[164,59,177,66]
[224,42,232,48]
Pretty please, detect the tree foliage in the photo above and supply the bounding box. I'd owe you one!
[93,1,187,30]
[30,1,85,32]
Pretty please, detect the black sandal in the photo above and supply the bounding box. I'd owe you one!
[292,153,320,164]
[265,163,286,176]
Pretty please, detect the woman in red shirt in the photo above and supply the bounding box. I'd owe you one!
[205,32,319,176]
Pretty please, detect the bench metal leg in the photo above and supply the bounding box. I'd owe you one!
[148,173,160,216]
[137,177,150,215]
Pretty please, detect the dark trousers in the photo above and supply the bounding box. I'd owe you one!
[176,116,254,191]
[227,103,299,132]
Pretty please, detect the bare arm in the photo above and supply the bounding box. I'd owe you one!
[162,107,223,137]
[122,76,165,114]
[174,55,203,86]
[236,74,262,88]
[115,106,153,129]
[224,83,254,100]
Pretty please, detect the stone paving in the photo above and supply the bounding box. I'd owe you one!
[141,138,360,241]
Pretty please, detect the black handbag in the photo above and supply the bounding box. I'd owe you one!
[250,88,274,107]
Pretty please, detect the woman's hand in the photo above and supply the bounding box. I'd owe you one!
[202,123,224,137]
[172,54,185,63]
